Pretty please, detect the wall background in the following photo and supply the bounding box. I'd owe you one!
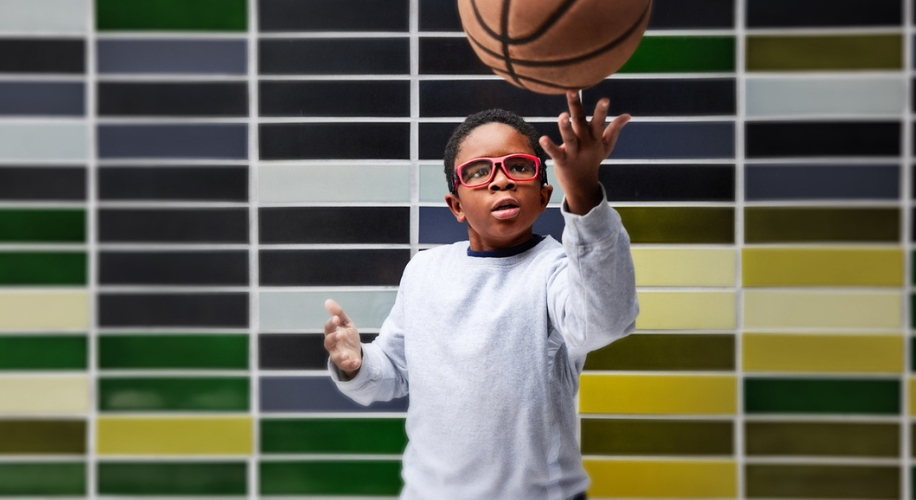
[0,0,908,497]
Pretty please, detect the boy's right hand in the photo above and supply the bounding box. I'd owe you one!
[324,299,362,379]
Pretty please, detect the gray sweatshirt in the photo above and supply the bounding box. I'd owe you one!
[330,199,639,500]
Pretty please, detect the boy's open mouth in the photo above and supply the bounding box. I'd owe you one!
[492,200,520,219]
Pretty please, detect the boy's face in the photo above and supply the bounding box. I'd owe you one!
[445,122,553,252]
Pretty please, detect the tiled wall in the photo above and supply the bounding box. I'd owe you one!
[0,0,908,497]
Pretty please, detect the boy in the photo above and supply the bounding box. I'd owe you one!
[324,90,639,500]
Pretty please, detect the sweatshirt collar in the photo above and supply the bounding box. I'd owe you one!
[467,234,545,258]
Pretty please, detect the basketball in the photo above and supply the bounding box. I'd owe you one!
[458,0,652,94]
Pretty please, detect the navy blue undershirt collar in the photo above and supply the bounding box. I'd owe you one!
[467,234,545,258]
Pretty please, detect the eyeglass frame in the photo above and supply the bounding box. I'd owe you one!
[449,153,547,194]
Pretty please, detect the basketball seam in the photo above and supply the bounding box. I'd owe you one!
[471,0,580,45]
[498,0,522,86]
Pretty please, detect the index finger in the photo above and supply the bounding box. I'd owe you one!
[565,89,589,133]
[324,299,352,326]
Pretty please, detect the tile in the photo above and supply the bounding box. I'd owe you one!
[743,248,904,286]
[746,77,905,116]
[260,250,410,286]
[259,291,396,331]
[744,290,902,329]
[745,207,899,243]
[0,0,87,32]
[743,333,903,373]
[260,376,409,413]
[581,419,733,455]
[419,164,449,202]
[417,206,565,244]
[260,81,410,117]
[584,459,736,497]
[99,251,249,285]
[631,248,736,287]
[98,208,248,243]
[0,39,84,73]
[419,37,492,74]
[260,460,402,495]
[744,377,900,414]
[0,167,86,201]
[259,207,409,244]
[0,82,84,116]
[584,334,735,371]
[746,121,900,158]
[98,293,249,328]
[600,164,735,202]
[579,374,737,414]
[0,335,87,370]
[646,0,735,29]
[99,377,249,412]
[906,380,916,414]
[746,164,899,201]
[746,464,899,499]
[0,209,85,243]
[747,34,902,71]
[0,252,87,285]
[97,124,247,159]
[98,83,248,117]
[97,416,252,455]
[612,122,736,160]
[418,0,461,31]
[745,421,899,457]
[259,38,409,75]
[98,462,246,495]
[98,166,248,202]
[618,207,735,244]
[0,463,85,496]
[747,0,902,27]
[0,419,85,454]
[96,0,246,31]
[0,291,89,330]
[618,35,735,73]
[0,123,86,160]
[260,418,407,454]
[420,81,572,117]
[259,333,377,370]
[259,164,410,203]
[259,0,408,31]
[637,291,736,330]
[0,375,89,413]
[99,334,248,370]
[97,39,247,74]
[259,123,409,160]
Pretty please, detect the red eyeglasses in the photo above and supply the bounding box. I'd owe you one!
[452,153,541,191]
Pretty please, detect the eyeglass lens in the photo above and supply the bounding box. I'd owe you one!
[459,155,538,187]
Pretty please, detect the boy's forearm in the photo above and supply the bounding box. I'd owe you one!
[562,182,604,216]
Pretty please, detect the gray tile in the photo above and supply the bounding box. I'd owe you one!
[0,0,87,33]
[97,40,247,74]
[260,376,408,412]
[0,82,84,116]
[259,291,397,331]
[746,164,899,200]
[609,122,735,159]
[97,124,247,159]
[747,77,904,116]
[259,164,409,203]
[0,123,86,160]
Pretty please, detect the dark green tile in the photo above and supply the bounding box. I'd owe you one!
[747,421,898,457]
[0,463,85,496]
[0,336,86,370]
[619,36,735,73]
[98,377,249,412]
[98,462,246,495]
[616,207,734,244]
[745,207,899,243]
[747,34,903,71]
[261,418,407,454]
[744,378,900,415]
[747,464,899,499]
[581,419,732,455]
[0,420,85,454]
[0,252,86,285]
[97,0,247,31]
[98,334,248,370]
[260,461,402,496]
[584,334,734,371]
[0,209,85,243]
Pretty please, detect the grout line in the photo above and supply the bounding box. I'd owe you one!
[901,0,912,496]
[735,0,746,498]
[85,0,98,496]
[247,0,260,497]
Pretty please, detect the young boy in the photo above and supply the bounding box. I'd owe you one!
[324,90,639,500]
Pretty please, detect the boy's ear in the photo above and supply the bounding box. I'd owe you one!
[540,184,553,211]
[445,193,467,223]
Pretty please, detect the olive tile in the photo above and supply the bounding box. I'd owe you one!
[259,0,408,31]
[617,207,735,244]
[0,167,86,201]
[259,250,409,287]
[746,164,899,200]
[631,248,736,287]
[0,463,85,496]
[584,459,736,498]
[581,419,733,455]
[585,334,735,371]
[261,418,407,454]
[743,248,903,286]
[580,374,737,414]
[0,335,87,370]
[98,462,246,495]
[98,82,248,117]
[636,291,737,330]
[743,333,903,373]
[744,290,901,329]
[0,39,84,73]
[746,464,898,499]
[744,377,900,414]
[747,34,902,71]
[96,0,246,31]
[98,293,249,328]
[0,420,85,454]
[259,38,409,75]
[98,166,248,202]
[0,252,86,286]
[260,460,402,495]
[99,377,249,412]
[97,416,252,455]
[100,251,248,286]
[99,334,248,370]
[746,421,899,457]
[259,207,409,244]
[745,207,899,243]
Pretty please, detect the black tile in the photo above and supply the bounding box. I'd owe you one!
[648,0,735,29]
[260,376,408,412]
[260,250,409,286]
[419,37,491,74]
[98,83,248,117]
[419,0,462,31]
[99,251,249,286]
[0,82,84,116]
[583,79,736,116]
[98,293,249,327]
[259,39,409,75]
[97,125,248,160]
[259,0,408,31]
[259,81,410,117]
[0,39,85,74]
[748,0,902,27]
[420,81,569,117]
[748,164,899,201]
[600,164,735,202]
[0,167,86,201]
[98,166,248,202]
[98,209,248,243]
[259,207,409,244]
[259,123,409,160]
[259,333,377,370]
[419,206,564,244]
[747,121,901,158]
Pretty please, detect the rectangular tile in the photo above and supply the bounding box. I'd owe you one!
[260,460,402,495]
[618,35,736,73]
[97,39,247,74]
[418,0,461,31]
[96,0,246,31]
[260,81,409,117]
[745,207,899,243]
[97,417,252,455]
[100,251,248,285]
[260,207,409,244]
[747,77,904,116]
[259,164,410,203]
[0,209,85,243]
[98,166,248,202]
[747,0,902,27]
[98,208,248,243]
[743,248,903,286]
[260,291,396,331]
[0,252,86,285]
[746,421,899,457]
[418,206,566,244]
[618,207,735,244]
[584,459,736,498]
[0,335,86,370]
[744,290,902,329]
[98,462,246,495]
[747,35,902,71]
[259,0,408,31]
[0,167,86,201]
[260,250,409,287]
[98,293,249,328]
[744,377,900,414]
[585,334,735,371]
[99,377,249,412]
[0,82,84,116]
[632,248,735,287]
[260,376,408,413]
[259,333,376,370]
[906,379,916,415]
[0,375,89,413]
[418,37,493,74]
[0,39,84,73]
[98,124,247,159]
[601,164,735,202]
[746,464,899,499]
[645,0,735,28]
[99,334,248,370]
[0,420,85,454]
[0,291,89,330]
[0,463,85,496]
[581,419,733,455]
[259,123,409,160]
[746,121,900,158]
[743,333,903,373]
[0,123,86,160]
[259,38,409,75]
[636,291,736,330]
[98,83,248,117]
[746,164,900,200]
[261,418,407,454]
[0,0,87,32]
[580,374,737,414]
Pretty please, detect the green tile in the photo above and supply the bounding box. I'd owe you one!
[260,461,402,496]
[0,252,86,285]
[619,36,735,73]
[584,334,734,371]
[96,0,246,31]
[0,335,87,370]
[747,35,903,71]
[744,378,899,415]
[0,420,85,455]
[747,464,899,499]
[747,421,898,457]
[98,377,249,412]
[745,207,899,243]
[616,207,734,244]
[98,334,248,370]
[0,209,85,243]
[98,462,246,495]
[0,463,85,496]
[581,419,732,456]
[261,418,407,454]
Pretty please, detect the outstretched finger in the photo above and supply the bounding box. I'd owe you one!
[324,299,352,327]
[602,113,631,156]
[557,113,579,155]
[324,314,340,336]
[590,99,610,139]
[539,135,564,163]
[565,89,589,137]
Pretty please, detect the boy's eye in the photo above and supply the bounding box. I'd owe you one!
[506,158,536,175]
[462,162,491,181]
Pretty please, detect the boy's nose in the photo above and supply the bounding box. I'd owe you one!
[489,166,516,190]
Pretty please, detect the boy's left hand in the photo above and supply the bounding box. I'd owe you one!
[540,90,630,215]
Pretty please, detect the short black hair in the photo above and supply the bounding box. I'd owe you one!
[443,109,549,194]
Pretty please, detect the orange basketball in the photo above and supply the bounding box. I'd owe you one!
[458,0,652,94]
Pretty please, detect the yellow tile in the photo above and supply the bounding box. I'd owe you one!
[907,379,916,416]
[585,459,737,498]
[0,291,88,330]
[633,248,735,286]
[743,333,903,373]
[743,248,903,286]
[580,374,737,414]
[744,290,901,329]
[97,416,252,455]
[636,291,736,330]
[0,375,89,413]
